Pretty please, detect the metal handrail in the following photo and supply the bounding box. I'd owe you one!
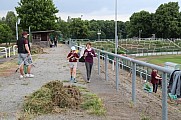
[0,47,7,58]
[71,40,172,120]
[13,45,17,55]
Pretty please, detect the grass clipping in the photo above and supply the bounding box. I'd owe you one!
[81,92,106,116]
[23,80,81,115]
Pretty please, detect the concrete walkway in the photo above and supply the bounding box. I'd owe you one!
[0,45,81,119]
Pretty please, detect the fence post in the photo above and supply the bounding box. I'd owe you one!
[98,51,100,75]
[5,48,7,58]
[145,70,148,82]
[132,62,136,103]
[116,57,119,91]
[13,45,17,55]
[162,72,168,120]
[105,53,108,81]
[112,59,114,70]
[69,38,72,47]
[8,47,11,57]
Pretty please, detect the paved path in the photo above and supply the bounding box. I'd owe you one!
[0,44,105,120]
[0,45,72,119]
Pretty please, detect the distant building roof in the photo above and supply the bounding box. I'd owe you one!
[31,30,55,34]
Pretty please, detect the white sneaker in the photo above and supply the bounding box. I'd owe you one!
[20,75,24,79]
[25,74,34,78]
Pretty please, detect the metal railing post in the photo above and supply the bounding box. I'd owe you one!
[146,70,148,82]
[162,72,168,120]
[93,46,175,119]
[69,38,72,47]
[116,57,119,91]
[132,62,136,103]
[112,59,114,70]
[105,53,108,81]
[98,51,100,75]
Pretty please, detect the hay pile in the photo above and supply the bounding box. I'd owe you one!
[24,80,81,114]
[31,45,44,54]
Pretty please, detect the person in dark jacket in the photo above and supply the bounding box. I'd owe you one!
[54,37,57,47]
[151,69,162,93]
[17,31,34,79]
[83,42,96,83]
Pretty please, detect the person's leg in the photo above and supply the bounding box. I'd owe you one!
[72,68,77,82]
[18,54,24,76]
[27,65,32,74]
[25,55,34,78]
[85,62,90,81]
[69,62,73,81]
[20,64,24,76]
[72,62,77,83]
[89,63,93,81]
[70,68,73,80]
[155,83,158,93]
[153,84,156,93]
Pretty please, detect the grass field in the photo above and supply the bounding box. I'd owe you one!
[136,55,181,66]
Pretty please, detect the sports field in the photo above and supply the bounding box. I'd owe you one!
[136,54,181,66]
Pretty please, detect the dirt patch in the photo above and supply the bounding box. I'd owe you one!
[0,60,17,77]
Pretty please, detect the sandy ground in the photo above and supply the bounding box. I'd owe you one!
[0,44,181,120]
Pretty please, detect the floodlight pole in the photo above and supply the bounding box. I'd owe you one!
[16,22,18,40]
[16,18,20,41]
[115,0,118,54]
[97,29,101,41]
[29,26,31,41]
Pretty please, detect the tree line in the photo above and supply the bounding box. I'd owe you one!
[0,1,181,44]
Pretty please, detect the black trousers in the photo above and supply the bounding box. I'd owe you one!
[153,83,158,93]
[85,62,93,80]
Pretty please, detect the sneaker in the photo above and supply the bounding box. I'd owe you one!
[74,79,77,83]
[70,77,73,81]
[20,75,24,79]
[25,74,34,78]
[87,80,90,83]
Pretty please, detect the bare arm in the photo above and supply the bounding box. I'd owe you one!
[25,44,30,55]
[155,76,162,80]
[67,55,72,60]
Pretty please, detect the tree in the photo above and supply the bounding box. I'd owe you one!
[102,20,115,39]
[118,21,127,39]
[129,10,152,38]
[152,2,180,38]
[16,0,59,31]
[5,11,16,39]
[125,21,131,38]
[0,24,13,44]
[69,18,89,39]
[0,17,6,25]
[56,19,69,39]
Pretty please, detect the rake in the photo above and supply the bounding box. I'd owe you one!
[15,56,28,73]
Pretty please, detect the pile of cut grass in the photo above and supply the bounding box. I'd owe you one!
[23,80,106,117]
[81,92,106,116]
[23,80,81,115]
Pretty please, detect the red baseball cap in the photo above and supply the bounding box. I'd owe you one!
[22,31,28,36]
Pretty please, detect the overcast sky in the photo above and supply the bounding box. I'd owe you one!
[0,0,180,22]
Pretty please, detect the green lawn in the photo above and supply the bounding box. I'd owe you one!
[136,55,181,66]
